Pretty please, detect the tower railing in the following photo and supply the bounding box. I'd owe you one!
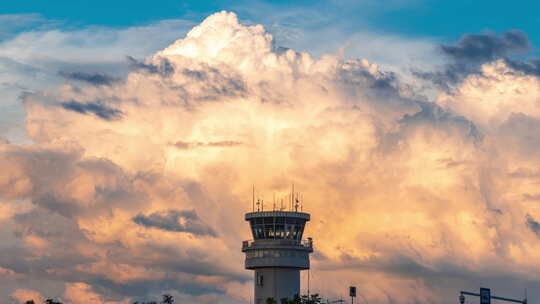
[242,238,313,250]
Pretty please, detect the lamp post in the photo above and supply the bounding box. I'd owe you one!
[349,286,356,304]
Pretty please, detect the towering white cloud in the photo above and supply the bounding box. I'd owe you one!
[1,10,540,304]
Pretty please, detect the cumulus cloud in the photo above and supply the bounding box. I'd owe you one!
[414,30,532,91]
[11,288,44,304]
[437,60,540,128]
[63,282,128,304]
[0,16,195,143]
[2,10,540,304]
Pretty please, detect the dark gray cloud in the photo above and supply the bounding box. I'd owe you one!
[58,71,119,86]
[523,194,540,202]
[60,100,123,120]
[133,209,217,237]
[414,30,531,90]
[336,62,425,121]
[413,65,466,92]
[401,101,481,139]
[504,58,540,76]
[0,147,143,218]
[273,46,291,55]
[182,68,207,80]
[181,67,246,100]
[126,56,174,77]
[204,78,245,98]
[377,101,482,154]
[440,30,529,63]
[526,214,540,236]
[172,140,242,150]
[337,66,400,98]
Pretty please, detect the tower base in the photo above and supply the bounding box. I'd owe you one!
[254,268,300,304]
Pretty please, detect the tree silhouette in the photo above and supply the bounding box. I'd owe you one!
[133,294,174,304]
[278,294,323,304]
[161,294,174,304]
[302,294,323,304]
[266,297,277,304]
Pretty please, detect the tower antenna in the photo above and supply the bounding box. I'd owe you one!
[252,184,255,212]
[290,194,293,211]
[291,183,295,211]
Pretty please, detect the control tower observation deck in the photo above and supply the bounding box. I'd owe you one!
[242,209,313,304]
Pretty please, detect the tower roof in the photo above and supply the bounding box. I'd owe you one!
[245,211,310,221]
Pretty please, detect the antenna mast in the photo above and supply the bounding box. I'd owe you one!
[291,184,295,211]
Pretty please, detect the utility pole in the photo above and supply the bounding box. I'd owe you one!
[459,288,527,304]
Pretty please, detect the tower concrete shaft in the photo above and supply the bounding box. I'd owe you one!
[242,211,313,304]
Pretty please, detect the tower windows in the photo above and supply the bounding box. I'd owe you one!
[249,216,306,240]
[246,250,309,258]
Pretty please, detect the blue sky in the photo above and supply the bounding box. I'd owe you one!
[2,0,540,48]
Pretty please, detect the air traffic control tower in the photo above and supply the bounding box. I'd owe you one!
[242,197,313,304]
